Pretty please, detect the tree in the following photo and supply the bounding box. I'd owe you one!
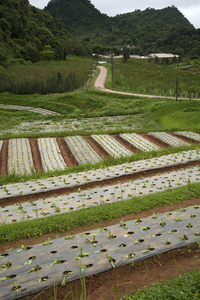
[123,46,130,62]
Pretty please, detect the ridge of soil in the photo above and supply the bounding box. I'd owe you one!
[84,136,110,159]
[1,160,200,207]
[0,140,8,176]
[112,134,139,153]
[172,133,199,144]
[141,133,169,148]
[56,137,78,167]
[29,138,43,173]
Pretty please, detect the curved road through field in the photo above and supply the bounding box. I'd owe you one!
[94,66,200,101]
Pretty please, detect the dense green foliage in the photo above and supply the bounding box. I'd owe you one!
[0,0,90,65]
[45,0,111,39]
[0,58,93,94]
[45,2,200,57]
[106,58,200,97]
[123,270,200,299]
[0,182,200,243]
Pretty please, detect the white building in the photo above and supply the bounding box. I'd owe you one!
[148,53,179,59]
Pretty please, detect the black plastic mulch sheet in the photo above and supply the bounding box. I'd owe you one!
[0,205,200,299]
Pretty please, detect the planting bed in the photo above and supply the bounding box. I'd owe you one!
[1,164,200,224]
[175,131,200,143]
[120,133,160,152]
[92,134,133,158]
[0,104,60,115]
[0,205,200,299]
[0,132,198,176]
[148,132,189,147]
[64,136,102,165]
[1,148,200,200]
[7,139,35,176]
[37,138,67,172]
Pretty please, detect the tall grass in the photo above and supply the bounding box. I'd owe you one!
[0,58,94,94]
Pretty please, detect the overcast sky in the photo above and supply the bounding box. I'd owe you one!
[29,0,200,29]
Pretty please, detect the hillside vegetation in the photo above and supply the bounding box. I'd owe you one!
[0,0,90,65]
[45,1,200,57]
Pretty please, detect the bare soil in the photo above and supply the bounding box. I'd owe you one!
[141,133,169,148]
[56,137,78,167]
[84,136,110,159]
[172,133,199,144]
[0,140,8,175]
[29,138,43,173]
[112,135,140,153]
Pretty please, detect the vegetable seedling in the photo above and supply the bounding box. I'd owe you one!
[106,252,115,269]
[108,231,116,239]
[42,238,52,246]
[160,218,166,226]
[179,234,188,240]
[76,248,90,260]
[120,219,128,230]
[16,244,29,254]
[65,234,75,240]
[0,262,12,272]
[27,264,41,273]
[174,216,182,222]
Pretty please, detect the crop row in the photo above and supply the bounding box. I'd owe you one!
[0,104,60,115]
[1,205,199,299]
[8,138,35,175]
[1,165,200,224]
[92,134,132,158]
[120,133,160,151]
[1,148,200,200]
[148,132,189,147]
[175,131,200,142]
[0,132,199,177]
[64,136,101,164]
[37,138,67,172]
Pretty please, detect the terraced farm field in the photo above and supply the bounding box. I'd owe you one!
[1,65,200,299]
[0,132,199,176]
[0,129,200,299]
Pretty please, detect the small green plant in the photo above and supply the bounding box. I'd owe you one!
[42,238,52,246]
[65,234,76,240]
[120,219,128,230]
[27,264,41,273]
[160,218,166,226]
[106,252,115,269]
[61,270,73,287]
[76,248,90,260]
[0,262,12,272]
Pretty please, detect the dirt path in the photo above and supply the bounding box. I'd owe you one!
[94,66,200,101]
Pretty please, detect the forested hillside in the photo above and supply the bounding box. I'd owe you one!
[45,1,200,57]
[0,0,90,65]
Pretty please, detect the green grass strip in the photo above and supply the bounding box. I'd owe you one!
[0,183,200,244]
[122,270,200,299]
[0,143,199,186]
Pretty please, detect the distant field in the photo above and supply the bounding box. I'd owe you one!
[105,58,200,98]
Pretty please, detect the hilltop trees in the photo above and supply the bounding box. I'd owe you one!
[0,0,91,65]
